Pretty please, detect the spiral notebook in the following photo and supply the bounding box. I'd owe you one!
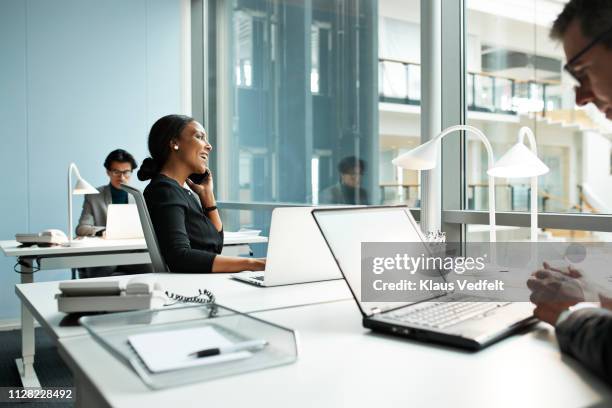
[128,326,252,373]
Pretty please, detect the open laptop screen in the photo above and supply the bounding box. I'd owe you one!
[106,204,144,240]
[313,206,442,317]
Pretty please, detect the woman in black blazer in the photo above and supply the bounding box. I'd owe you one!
[138,115,265,273]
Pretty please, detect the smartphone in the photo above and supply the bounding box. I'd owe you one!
[188,169,210,184]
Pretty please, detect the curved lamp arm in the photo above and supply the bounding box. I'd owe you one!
[518,126,538,155]
[518,126,539,242]
[433,125,497,242]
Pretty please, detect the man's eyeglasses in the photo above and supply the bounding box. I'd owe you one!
[110,169,132,177]
[564,26,612,84]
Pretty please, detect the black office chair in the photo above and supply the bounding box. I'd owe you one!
[122,184,169,273]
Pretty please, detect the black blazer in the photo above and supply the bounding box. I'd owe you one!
[556,307,612,385]
[144,174,223,273]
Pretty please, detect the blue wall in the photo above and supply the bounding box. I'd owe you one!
[0,0,186,321]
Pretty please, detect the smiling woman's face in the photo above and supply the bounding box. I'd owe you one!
[173,121,212,174]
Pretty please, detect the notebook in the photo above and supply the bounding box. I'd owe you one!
[128,326,252,373]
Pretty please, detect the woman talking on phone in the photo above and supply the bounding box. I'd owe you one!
[138,114,265,273]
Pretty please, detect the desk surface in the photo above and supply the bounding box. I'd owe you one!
[16,274,351,341]
[0,239,148,257]
[1,235,267,257]
[58,300,612,408]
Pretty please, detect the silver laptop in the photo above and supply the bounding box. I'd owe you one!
[312,206,536,350]
[105,204,144,240]
[232,207,343,287]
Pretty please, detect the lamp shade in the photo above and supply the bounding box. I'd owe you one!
[72,177,98,195]
[487,142,549,178]
[392,139,439,170]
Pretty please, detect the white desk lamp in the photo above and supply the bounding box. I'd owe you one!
[392,125,498,242]
[68,163,98,245]
[487,126,549,242]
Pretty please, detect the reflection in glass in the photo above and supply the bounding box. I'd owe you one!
[464,0,612,223]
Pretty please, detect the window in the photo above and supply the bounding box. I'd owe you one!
[378,1,421,207]
[459,0,612,242]
[195,0,612,242]
[202,0,420,232]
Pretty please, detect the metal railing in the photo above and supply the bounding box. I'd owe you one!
[379,58,557,116]
[467,183,550,212]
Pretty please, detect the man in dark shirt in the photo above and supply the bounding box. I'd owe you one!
[320,156,369,205]
[527,0,612,386]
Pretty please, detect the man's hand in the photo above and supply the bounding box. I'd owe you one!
[527,262,586,325]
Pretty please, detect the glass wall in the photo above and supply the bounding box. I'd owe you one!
[462,0,612,242]
[378,0,421,207]
[201,0,612,242]
[209,0,423,231]
[464,0,612,219]
[214,0,378,230]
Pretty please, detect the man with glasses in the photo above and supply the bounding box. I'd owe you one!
[76,149,150,277]
[557,0,612,116]
[76,149,138,237]
[527,0,612,386]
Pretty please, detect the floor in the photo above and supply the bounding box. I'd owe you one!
[0,328,73,407]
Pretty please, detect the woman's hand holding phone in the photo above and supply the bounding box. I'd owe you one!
[186,169,215,207]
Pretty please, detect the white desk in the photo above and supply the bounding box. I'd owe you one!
[57,300,612,408]
[1,238,151,388]
[15,274,350,341]
[1,234,268,388]
[14,273,350,392]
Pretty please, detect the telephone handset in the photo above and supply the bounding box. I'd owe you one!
[59,276,164,296]
[56,276,216,313]
[188,169,211,185]
[57,276,167,313]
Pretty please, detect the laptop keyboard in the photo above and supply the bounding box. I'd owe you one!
[387,302,510,329]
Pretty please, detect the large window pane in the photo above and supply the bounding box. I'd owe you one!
[211,0,422,232]
[464,0,612,225]
[378,0,421,207]
[216,0,378,216]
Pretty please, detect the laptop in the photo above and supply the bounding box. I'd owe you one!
[312,206,536,350]
[105,204,144,240]
[232,207,343,286]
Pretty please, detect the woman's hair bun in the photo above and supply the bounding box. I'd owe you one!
[137,157,159,181]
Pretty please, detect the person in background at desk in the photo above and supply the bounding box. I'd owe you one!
[137,114,266,273]
[528,0,612,386]
[319,156,369,205]
[76,149,152,278]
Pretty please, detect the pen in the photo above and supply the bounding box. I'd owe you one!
[188,339,268,358]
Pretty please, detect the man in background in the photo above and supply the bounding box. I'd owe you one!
[77,149,152,278]
[320,156,370,205]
